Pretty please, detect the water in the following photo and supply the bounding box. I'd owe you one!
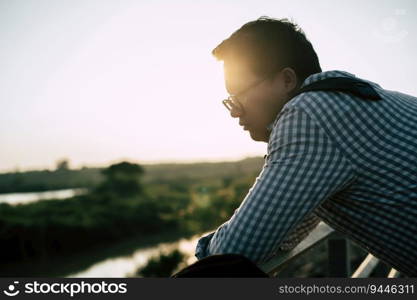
[0,188,87,205]
[66,233,207,277]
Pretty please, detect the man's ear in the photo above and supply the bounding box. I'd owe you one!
[281,67,298,93]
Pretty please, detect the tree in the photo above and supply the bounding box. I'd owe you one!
[96,161,144,197]
[56,159,70,171]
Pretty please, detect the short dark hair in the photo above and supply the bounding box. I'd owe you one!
[212,17,322,84]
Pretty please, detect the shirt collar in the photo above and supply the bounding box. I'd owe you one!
[300,70,356,88]
[266,70,356,132]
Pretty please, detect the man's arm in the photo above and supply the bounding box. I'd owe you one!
[195,106,356,263]
[277,212,321,251]
[195,211,320,260]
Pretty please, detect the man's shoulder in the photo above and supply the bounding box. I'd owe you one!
[280,89,352,120]
[282,74,381,121]
[270,70,393,133]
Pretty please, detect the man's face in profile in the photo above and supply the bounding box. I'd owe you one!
[223,61,289,143]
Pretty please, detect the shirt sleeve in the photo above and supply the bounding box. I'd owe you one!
[277,211,321,251]
[195,106,356,263]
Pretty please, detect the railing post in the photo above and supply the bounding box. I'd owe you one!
[327,232,351,277]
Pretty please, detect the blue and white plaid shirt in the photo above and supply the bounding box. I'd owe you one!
[195,70,417,276]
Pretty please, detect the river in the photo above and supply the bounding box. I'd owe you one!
[67,233,203,277]
[0,230,206,277]
[0,188,87,205]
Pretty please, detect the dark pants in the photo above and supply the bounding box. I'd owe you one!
[171,254,270,278]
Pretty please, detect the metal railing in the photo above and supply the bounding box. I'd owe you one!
[258,222,400,278]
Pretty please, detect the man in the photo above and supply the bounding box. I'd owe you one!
[193,17,417,277]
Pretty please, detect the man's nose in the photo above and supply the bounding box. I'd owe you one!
[230,104,243,118]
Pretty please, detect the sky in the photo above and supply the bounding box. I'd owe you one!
[1,0,416,172]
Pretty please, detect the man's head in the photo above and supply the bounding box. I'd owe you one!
[213,17,321,142]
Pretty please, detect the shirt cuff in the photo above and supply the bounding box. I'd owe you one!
[195,232,215,260]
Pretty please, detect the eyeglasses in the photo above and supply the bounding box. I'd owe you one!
[222,75,271,113]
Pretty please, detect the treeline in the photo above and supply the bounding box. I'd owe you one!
[0,162,257,263]
[0,157,264,194]
[0,168,103,194]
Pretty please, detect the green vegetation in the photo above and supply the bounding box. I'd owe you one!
[135,249,187,277]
